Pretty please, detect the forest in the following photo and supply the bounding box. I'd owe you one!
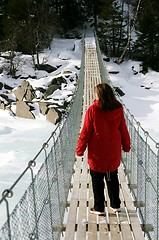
[0,0,159,73]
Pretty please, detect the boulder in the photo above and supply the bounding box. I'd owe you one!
[75,65,80,70]
[0,101,5,110]
[1,75,69,123]
[35,64,57,73]
[13,80,35,101]
[46,108,61,124]
[103,57,110,62]
[4,83,13,90]
[13,80,28,101]
[108,71,119,74]
[0,94,15,104]
[114,87,125,96]
[44,84,60,99]
[0,82,3,90]
[21,80,30,91]
[25,88,36,101]
[51,76,66,85]
[16,101,35,119]
[38,102,48,115]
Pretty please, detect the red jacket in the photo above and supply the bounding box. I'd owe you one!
[76,100,130,172]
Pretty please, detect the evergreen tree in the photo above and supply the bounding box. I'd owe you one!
[0,0,5,40]
[84,0,105,27]
[1,0,57,54]
[59,0,85,31]
[1,0,159,71]
[133,0,159,71]
[97,0,127,57]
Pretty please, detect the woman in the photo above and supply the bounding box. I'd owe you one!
[76,83,130,215]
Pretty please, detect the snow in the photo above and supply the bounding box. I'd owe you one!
[0,35,159,228]
[106,59,159,141]
[0,37,82,228]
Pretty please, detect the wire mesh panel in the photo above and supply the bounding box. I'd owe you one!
[95,34,159,240]
[0,38,85,240]
[123,109,159,240]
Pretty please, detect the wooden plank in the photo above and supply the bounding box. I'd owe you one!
[75,199,87,240]
[98,213,109,240]
[118,189,133,240]
[64,159,82,240]
[108,210,122,240]
[87,170,98,240]
[76,158,88,240]
[87,214,98,240]
[105,184,122,240]
[118,165,145,240]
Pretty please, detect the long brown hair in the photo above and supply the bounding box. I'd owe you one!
[95,83,122,111]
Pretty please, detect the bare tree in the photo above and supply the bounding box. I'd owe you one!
[117,0,142,63]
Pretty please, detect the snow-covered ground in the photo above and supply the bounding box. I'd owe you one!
[0,35,159,228]
[0,38,82,192]
[106,59,159,142]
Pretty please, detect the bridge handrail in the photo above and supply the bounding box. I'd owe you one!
[94,31,159,240]
[0,37,85,240]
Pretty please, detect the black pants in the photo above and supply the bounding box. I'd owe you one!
[90,169,121,212]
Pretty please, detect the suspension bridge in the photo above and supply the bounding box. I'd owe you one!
[0,32,159,240]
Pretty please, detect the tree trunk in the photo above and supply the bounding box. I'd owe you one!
[117,0,142,64]
[117,1,124,55]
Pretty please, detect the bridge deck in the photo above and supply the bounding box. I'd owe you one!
[63,40,145,240]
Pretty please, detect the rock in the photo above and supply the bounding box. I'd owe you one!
[46,108,61,124]
[0,101,5,110]
[108,71,119,74]
[13,75,21,79]
[35,64,57,73]
[0,68,3,74]
[38,102,62,124]
[75,65,80,70]
[44,84,60,99]
[51,76,66,85]
[29,75,37,79]
[4,83,13,90]
[6,105,16,116]
[21,80,30,92]
[0,94,15,104]
[13,80,35,101]
[0,82,3,90]
[133,71,138,75]
[20,76,30,79]
[13,87,25,101]
[13,80,29,101]
[36,87,46,94]
[16,101,35,119]
[63,70,72,75]
[103,57,110,62]
[25,88,36,101]
[38,102,48,115]
[1,73,70,123]
[114,87,125,96]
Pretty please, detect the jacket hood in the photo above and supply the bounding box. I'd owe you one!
[93,100,123,121]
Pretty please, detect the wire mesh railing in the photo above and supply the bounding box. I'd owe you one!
[95,32,159,240]
[0,38,85,240]
[122,108,159,240]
